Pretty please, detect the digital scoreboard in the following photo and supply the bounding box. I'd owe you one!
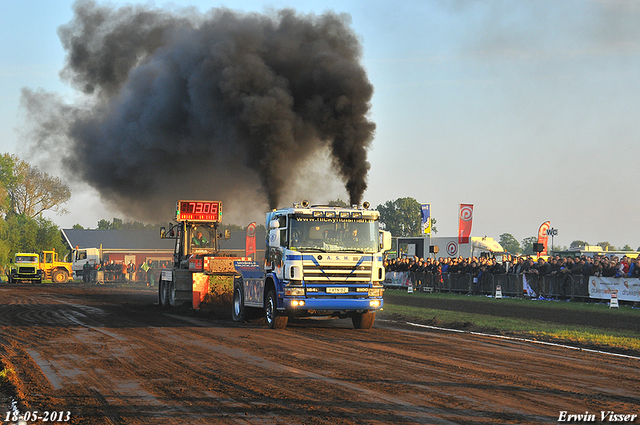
[176,200,221,222]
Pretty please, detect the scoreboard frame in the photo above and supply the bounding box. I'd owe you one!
[175,200,221,222]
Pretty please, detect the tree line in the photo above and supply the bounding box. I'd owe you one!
[0,154,71,269]
[375,196,639,255]
[85,197,640,255]
[0,155,635,268]
[0,152,268,270]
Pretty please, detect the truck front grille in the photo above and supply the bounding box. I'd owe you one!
[302,257,372,284]
[18,267,36,274]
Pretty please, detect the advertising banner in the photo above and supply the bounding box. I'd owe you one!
[523,274,537,298]
[386,272,411,288]
[246,222,257,259]
[589,277,640,302]
[537,221,550,257]
[421,204,431,234]
[458,204,473,244]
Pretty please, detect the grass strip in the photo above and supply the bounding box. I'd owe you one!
[381,291,640,353]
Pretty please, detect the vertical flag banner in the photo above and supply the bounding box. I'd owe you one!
[421,204,431,234]
[458,204,474,244]
[246,222,257,259]
[537,221,550,257]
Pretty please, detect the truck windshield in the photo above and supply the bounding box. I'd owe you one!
[289,217,379,253]
[188,224,216,255]
[16,256,38,263]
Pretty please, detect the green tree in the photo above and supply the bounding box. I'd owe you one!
[499,233,521,254]
[376,197,438,237]
[376,197,422,237]
[0,219,10,272]
[72,223,84,229]
[520,236,538,255]
[597,241,615,251]
[34,216,68,257]
[95,218,171,231]
[0,214,67,265]
[0,153,70,217]
[570,240,589,249]
[0,155,19,215]
[621,244,633,251]
[327,198,348,207]
[220,224,243,232]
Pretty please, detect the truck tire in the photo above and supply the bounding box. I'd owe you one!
[168,280,177,307]
[232,282,245,322]
[265,289,288,329]
[52,270,69,284]
[352,311,375,329]
[158,279,170,307]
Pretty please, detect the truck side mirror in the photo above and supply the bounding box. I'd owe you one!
[380,230,392,252]
[160,227,166,238]
[224,229,231,240]
[269,219,280,229]
[268,228,281,247]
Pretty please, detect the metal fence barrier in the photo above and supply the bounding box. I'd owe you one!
[384,271,591,301]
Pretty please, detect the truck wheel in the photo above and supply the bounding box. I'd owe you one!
[232,282,245,322]
[158,279,170,307]
[352,311,376,329]
[265,289,288,329]
[168,281,177,307]
[52,270,69,284]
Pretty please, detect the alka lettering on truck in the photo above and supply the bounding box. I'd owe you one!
[232,200,392,330]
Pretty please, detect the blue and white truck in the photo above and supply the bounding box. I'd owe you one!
[232,201,392,329]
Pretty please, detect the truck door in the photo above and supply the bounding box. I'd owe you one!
[267,215,287,278]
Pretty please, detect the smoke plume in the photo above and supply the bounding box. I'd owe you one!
[24,1,375,221]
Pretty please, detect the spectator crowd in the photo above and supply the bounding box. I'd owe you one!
[82,259,173,286]
[385,253,640,279]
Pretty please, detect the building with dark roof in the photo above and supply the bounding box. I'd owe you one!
[62,229,175,251]
[60,229,266,279]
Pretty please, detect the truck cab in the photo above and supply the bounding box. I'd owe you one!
[9,253,43,284]
[233,201,392,329]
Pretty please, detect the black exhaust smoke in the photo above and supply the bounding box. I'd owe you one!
[22,1,375,220]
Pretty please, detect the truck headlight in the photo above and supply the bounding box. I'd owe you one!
[285,287,305,296]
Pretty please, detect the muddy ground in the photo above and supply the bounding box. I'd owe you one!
[0,283,637,424]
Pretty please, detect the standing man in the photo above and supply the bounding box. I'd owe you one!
[145,259,155,287]
[127,260,136,282]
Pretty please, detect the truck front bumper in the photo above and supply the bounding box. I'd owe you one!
[284,297,383,311]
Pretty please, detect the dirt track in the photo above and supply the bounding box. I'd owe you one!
[0,283,638,424]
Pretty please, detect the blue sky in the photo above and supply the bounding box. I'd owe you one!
[2,0,640,250]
